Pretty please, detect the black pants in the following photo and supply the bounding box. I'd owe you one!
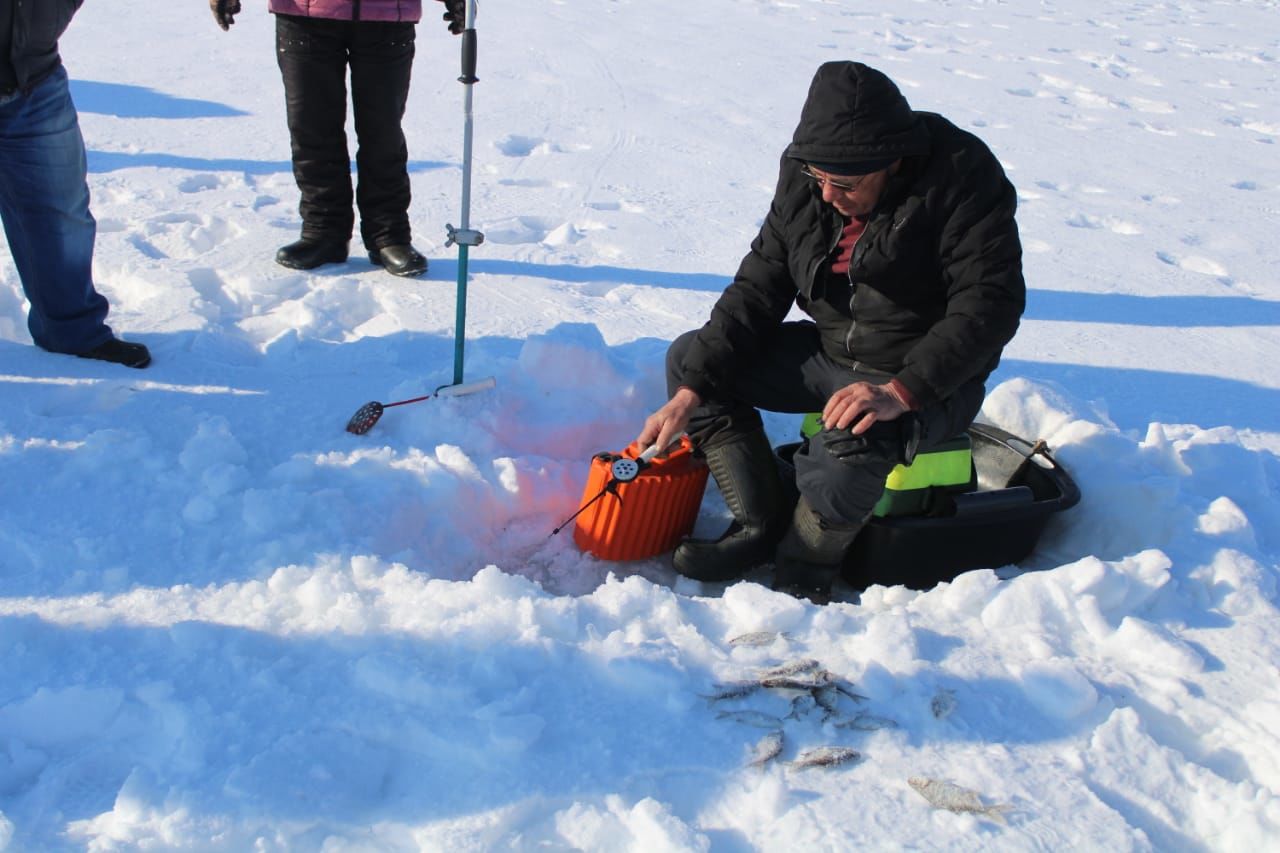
[667,322,985,525]
[276,14,415,251]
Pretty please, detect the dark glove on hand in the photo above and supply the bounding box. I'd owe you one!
[822,414,922,467]
[210,0,241,30]
[438,0,466,34]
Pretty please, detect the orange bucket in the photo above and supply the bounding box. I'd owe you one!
[573,437,709,561]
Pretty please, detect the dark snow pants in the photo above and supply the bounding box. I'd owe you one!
[666,322,986,525]
[275,14,415,252]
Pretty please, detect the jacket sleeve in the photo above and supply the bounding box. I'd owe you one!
[894,153,1026,406]
[677,173,803,399]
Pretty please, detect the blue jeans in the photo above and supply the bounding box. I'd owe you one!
[0,65,111,353]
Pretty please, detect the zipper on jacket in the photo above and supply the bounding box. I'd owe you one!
[808,207,844,296]
[353,0,362,21]
[850,214,881,272]
[844,215,881,359]
[844,262,858,359]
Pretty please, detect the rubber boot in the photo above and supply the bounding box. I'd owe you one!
[772,497,864,604]
[276,238,348,270]
[672,429,786,582]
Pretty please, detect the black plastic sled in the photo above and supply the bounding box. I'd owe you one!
[778,422,1081,591]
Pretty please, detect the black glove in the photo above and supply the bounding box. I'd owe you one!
[438,0,466,34]
[210,0,240,30]
[821,414,922,467]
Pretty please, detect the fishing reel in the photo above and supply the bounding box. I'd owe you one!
[598,452,647,485]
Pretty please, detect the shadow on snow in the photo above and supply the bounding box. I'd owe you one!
[70,80,250,119]
[1023,289,1280,329]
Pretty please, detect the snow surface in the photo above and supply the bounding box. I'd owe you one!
[2,0,1279,849]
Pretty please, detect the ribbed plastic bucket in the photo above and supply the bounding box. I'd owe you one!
[573,438,709,561]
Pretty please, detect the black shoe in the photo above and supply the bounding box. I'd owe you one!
[276,238,348,270]
[369,244,428,278]
[77,337,151,369]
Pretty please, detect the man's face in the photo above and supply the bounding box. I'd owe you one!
[804,162,898,218]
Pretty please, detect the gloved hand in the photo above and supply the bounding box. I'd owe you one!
[821,413,922,467]
[210,0,240,30]
[438,0,467,34]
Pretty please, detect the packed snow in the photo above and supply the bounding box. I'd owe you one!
[2,0,1279,849]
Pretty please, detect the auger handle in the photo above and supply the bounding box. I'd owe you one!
[435,376,497,397]
[638,432,688,463]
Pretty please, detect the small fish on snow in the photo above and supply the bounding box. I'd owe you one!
[761,673,830,691]
[756,658,822,680]
[834,682,869,703]
[786,693,818,720]
[788,746,863,769]
[931,688,958,720]
[908,776,1010,823]
[747,730,785,767]
[834,712,899,731]
[700,681,762,702]
[729,631,789,647]
[716,710,785,729]
[811,683,845,718]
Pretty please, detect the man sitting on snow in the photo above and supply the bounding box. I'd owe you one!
[635,61,1026,602]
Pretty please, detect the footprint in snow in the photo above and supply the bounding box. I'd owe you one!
[178,173,219,193]
[496,134,551,157]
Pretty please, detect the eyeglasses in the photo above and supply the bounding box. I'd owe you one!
[801,164,868,193]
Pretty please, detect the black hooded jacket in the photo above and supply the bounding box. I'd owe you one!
[678,62,1026,409]
[1,0,83,93]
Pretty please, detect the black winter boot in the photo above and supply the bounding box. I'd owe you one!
[76,337,151,369]
[276,238,349,270]
[772,497,864,604]
[369,244,428,278]
[672,429,787,582]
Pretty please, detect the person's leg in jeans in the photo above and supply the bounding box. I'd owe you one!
[348,21,415,254]
[276,15,355,248]
[0,67,111,354]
